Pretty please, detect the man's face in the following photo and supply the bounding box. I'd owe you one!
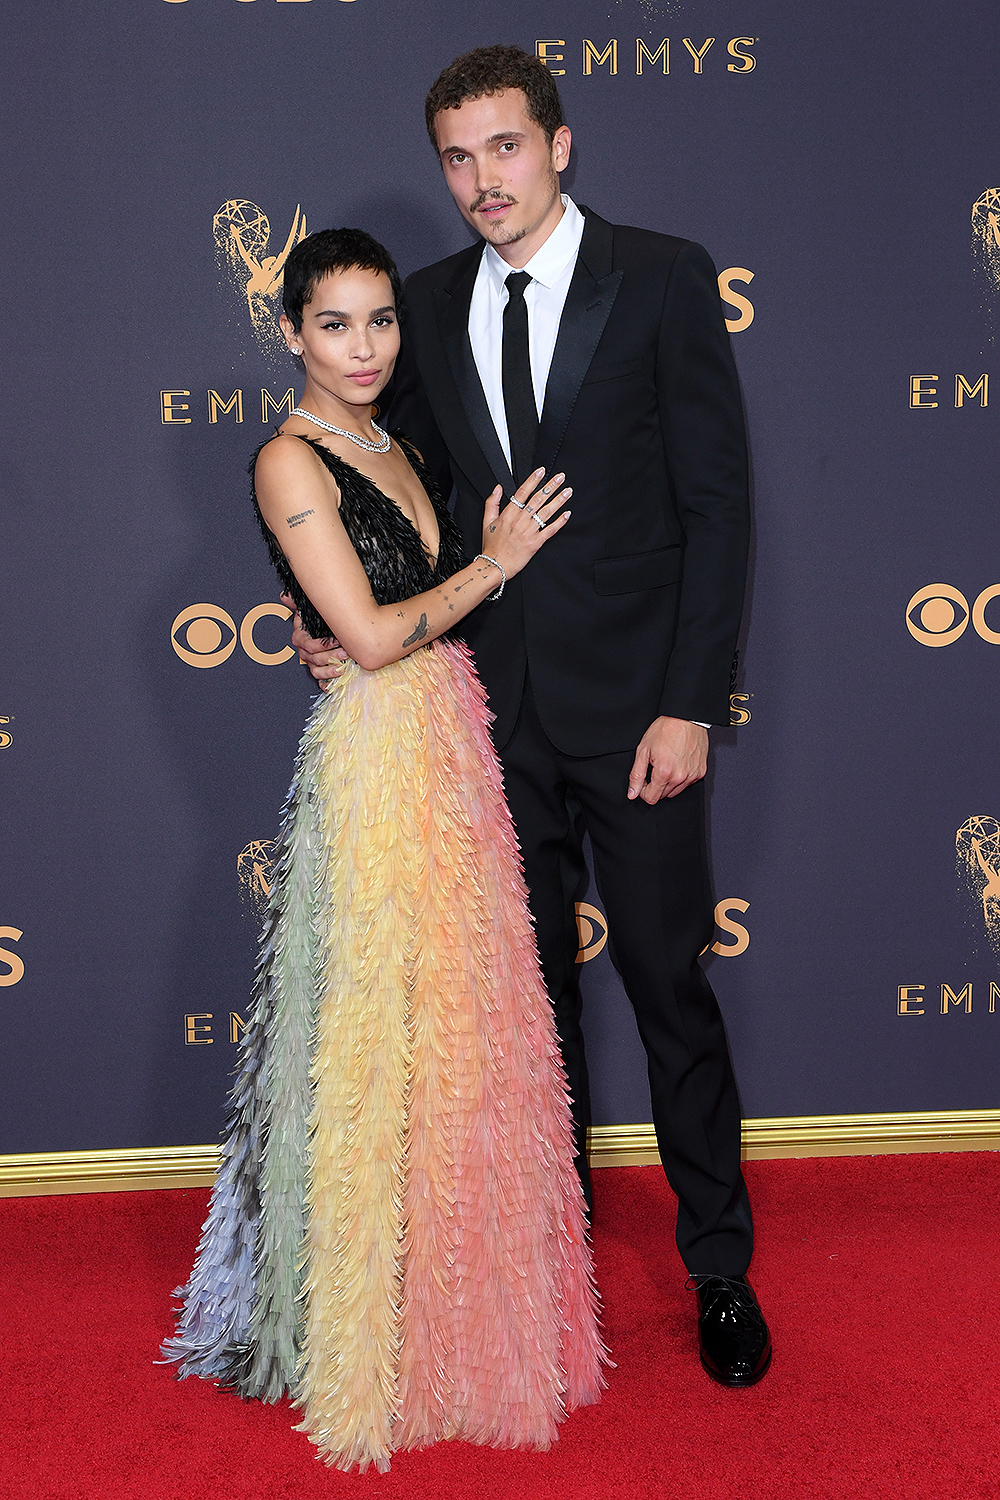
[433,89,571,263]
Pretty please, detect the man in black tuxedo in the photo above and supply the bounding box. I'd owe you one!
[297,45,770,1386]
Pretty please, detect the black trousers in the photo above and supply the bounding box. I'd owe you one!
[498,678,753,1276]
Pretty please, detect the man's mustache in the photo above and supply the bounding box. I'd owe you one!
[470,191,518,213]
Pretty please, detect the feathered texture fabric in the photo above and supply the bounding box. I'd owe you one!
[160,756,322,1395]
[164,644,606,1470]
[249,433,466,641]
[163,442,606,1471]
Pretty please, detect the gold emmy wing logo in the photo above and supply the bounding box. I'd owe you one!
[238,840,277,917]
[957,816,1000,954]
[213,200,307,358]
[972,188,1000,309]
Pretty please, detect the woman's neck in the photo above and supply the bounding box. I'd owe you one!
[297,385,377,439]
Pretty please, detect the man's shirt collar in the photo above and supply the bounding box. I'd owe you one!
[483,195,585,295]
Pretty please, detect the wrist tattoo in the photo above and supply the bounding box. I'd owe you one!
[286,509,314,528]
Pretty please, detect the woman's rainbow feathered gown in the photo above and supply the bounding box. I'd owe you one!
[162,439,605,1471]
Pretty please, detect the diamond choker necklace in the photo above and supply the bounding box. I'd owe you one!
[291,407,391,453]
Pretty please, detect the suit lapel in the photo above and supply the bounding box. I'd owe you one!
[430,208,622,494]
[433,251,516,496]
[535,208,622,473]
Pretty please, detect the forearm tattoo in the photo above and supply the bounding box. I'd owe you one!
[402,613,429,648]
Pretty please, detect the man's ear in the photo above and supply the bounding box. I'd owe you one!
[552,125,572,174]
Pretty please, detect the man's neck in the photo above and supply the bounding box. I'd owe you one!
[489,194,566,270]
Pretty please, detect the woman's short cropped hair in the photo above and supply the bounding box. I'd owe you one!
[281,228,403,332]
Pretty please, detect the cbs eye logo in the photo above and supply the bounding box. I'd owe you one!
[171,603,295,667]
[575,902,608,963]
[574,898,749,963]
[906,584,1000,647]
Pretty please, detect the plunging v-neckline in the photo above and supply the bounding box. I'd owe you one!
[300,436,441,573]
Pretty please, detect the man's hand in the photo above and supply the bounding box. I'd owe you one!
[627,717,709,804]
[281,593,351,684]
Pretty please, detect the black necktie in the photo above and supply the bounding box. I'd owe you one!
[502,271,538,488]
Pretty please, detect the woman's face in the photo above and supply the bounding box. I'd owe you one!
[280,266,400,408]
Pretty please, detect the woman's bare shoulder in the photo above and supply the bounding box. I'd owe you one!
[254,431,325,481]
[253,435,342,540]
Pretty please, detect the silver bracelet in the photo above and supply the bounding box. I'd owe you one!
[474,553,506,601]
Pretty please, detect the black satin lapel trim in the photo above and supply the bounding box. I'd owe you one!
[574,204,614,282]
[534,264,624,473]
[434,282,516,496]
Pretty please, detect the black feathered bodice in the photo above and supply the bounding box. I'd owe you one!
[249,433,467,642]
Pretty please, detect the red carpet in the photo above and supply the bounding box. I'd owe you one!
[2,1155,998,1500]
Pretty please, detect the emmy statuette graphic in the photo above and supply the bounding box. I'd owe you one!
[956,815,1000,953]
[237,839,277,917]
[972,188,1000,323]
[213,200,308,358]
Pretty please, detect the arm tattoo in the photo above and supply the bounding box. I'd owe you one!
[402,613,429,648]
[286,509,314,528]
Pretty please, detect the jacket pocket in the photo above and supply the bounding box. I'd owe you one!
[593,546,682,596]
[580,356,645,386]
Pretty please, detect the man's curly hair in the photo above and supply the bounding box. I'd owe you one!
[424,45,565,149]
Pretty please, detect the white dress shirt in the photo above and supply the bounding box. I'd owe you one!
[468,194,585,468]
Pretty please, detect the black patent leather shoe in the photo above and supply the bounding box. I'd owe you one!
[690,1274,772,1387]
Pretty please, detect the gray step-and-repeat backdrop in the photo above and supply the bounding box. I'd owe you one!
[2,1,997,1154]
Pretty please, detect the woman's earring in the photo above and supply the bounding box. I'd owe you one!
[291,346,301,356]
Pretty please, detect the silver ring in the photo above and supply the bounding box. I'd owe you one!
[532,511,545,529]
[509,496,527,510]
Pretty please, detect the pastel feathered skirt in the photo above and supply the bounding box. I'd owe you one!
[162,639,606,1472]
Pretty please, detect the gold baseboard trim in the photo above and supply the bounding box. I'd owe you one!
[589,1109,1000,1167]
[0,1146,219,1198]
[2,1111,998,1197]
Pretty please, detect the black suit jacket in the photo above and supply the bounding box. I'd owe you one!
[387,206,750,755]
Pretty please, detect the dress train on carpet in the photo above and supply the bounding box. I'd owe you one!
[162,640,606,1471]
